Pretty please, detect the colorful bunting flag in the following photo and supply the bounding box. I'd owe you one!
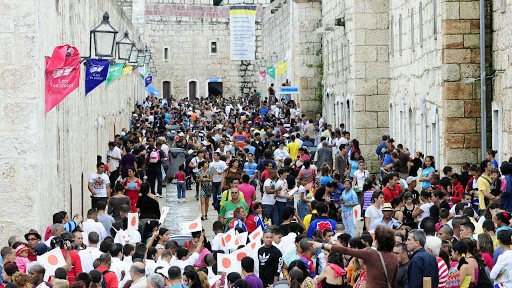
[85,59,109,95]
[266,66,275,79]
[106,62,124,85]
[277,61,287,76]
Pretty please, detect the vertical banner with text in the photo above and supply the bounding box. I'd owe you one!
[45,45,81,113]
[229,6,256,61]
[85,59,109,95]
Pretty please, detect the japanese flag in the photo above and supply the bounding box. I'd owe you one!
[353,204,362,223]
[183,216,202,233]
[128,213,139,230]
[37,248,66,281]
[221,228,238,249]
[233,245,255,262]
[217,253,240,273]
[237,232,248,245]
[248,226,263,243]
[247,239,262,254]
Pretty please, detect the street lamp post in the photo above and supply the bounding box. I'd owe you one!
[90,12,118,58]
[116,31,135,61]
[128,47,139,65]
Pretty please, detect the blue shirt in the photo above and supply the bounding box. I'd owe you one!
[244,161,258,178]
[407,248,439,288]
[421,167,436,189]
[307,216,337,238]
[320,176,333,186]
[341,189,358,213]
[259,107,269,115]
[370,217,399,231]
[349,160,358,177]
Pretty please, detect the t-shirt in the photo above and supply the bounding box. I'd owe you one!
[262,178,277,205]
[307,216,337,238]
[238,183,256,203]
[245,274,264,288]
[258,245,283,287]
[287,142,300,159]
[477,174,492,210]
[210,160,227,183]
[89,173,110,197]
[276,179,289,203]
[107,147,122,170]
[365,205,383,233]
[219,200,249,219]
[418,202,434,223]
[421,167,436,189]
[353,170,369,187]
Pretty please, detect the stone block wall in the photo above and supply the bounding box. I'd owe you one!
[145,3,265,99]
[0,0,144,244]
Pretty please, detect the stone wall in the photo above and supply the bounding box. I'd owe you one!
[145,3,265,99]
[321,0,390,170]
[0,0,145,244]
[492,0,511,163]
[261,0,322,115]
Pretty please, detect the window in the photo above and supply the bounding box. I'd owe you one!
[163,47,169,61]
[210,41,217,54]
[419,2,423,47]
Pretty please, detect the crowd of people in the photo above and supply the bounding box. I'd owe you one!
[2,93,512,288]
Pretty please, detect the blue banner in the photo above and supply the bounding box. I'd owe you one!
[145,74,152,87]
[85,59,109,95]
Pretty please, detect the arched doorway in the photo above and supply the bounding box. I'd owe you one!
[188,80,198,100]
[163,81,171,100]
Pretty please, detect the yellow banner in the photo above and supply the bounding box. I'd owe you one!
[120,66,134,79]
[229,9,257,16]
[277,61,287,76]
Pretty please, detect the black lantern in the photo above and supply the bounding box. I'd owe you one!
[144,47,152,65]
[128,47,138,65]
[137,49,145,67]
[91,12,118,58]
[117,31,135,61]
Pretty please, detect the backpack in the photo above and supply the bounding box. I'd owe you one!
[100,270,111,288]
[471,256,493,288]
[149,149,161,163]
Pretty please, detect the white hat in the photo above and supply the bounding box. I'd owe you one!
[406,176,418,184]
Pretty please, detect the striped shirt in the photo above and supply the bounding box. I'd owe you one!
[437,257,449,287]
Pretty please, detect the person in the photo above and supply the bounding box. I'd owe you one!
[88,162,111,209]
[490,230,512,287]
[486,150,499,168]
[340,179,358,237]
[107,141,122,187]
[451,240,479,288]
[166,266,184,288]
[477,160,496,211]
[239,174,257,204]
[219,185,249,225]
[147,141,166,198]
[108,185,131,221]
[393,243,409,288]
[297,177,313,221]
[174,164,187,203]
[352,161,368,188]
[245,201,265,233]
[262,169,279,224]
[136,183,161,221]
[313,226,398,287]
[371,203,401,232]
[258,229,284,287]
[365,191,384,233]
[12,272,31,288]
[241,257,263,288]
[275,168,293,226]
[96,253,119,288]
[419,156,435,190]
[78,232,102,273]
[129,262,147,288]
[306,202,337,238]
[96,201,115,235]
[424,236,449,288]
[122,167,142,212]
[183,270,200,288]
[28,264,51,288]
[288,259,315,288]
[223,159,243,188]
[197,160,213,221]
[406,229,439,287]
[314,252,346,288]
[81,209,108,246]
[226,206,248,232]
[147,274,165,288]
[24,229,42,262]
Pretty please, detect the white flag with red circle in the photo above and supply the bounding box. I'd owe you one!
[221,228,238,249]
[217,253,240,273]
[128,213,139,230]
[353,204,362,223]
[248,226,263,243]
[37,248,66,281]
[237,232,248,245]
[183,216,202,233]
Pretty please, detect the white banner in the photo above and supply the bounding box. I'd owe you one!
[230,6,256,60]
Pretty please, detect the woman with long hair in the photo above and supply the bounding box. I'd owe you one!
[108,184,131,221]
[477,233,495,269]
[348,152,362,180]
[226,206,248,232]
[287,260,315,288]
[289,269,304,288]
[122,167,142,213]
[315,252,347,288]
[486,150,498,168]
[196,271,210,288]
[183,270,201,288]
[198,160,213,221]
[223,159,243,188]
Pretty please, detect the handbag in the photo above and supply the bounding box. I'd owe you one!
[377,251,392,288]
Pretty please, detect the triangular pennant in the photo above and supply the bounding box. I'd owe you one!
[106,62,124,84]
[277,61,287,76]
[85,59,109,95]
[119,66,134,79]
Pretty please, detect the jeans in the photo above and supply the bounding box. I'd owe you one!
[147,170,163,196]
[262,204,275,224]
[212,182,222,211]
[177,182,186,199]
[274,201,287,226]
[297,200,310,220]
[286,199,295,207]
[341,210,356,237]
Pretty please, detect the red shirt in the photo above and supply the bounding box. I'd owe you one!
[61,249,83,283]
[451,182,464,204]
[174,171,186,182]
[383,184,400,203]
[28,249,37,262]
[96,265,119,288]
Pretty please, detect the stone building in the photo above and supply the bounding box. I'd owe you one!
[320,0,503,170]
[0,0,145,244]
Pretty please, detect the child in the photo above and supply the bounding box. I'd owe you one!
[340,179,358,237]
[13,243,30,273]
[174,164,187,203]
[297,177,311,220]
[449,173,463,205]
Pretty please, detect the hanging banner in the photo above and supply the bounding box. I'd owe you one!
[119,65,134,79]
[259,70,267,79]
[145,74,153,87]
[85,59,109,95]
[106,63,124,85]
[45,45,81,113]
[266,66,275,79]
[229,6,256,61]
[138,67,148,80]
[277,61,287,76]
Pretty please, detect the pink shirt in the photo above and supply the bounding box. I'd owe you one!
[238,183,256,203]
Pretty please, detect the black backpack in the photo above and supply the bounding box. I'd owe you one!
[471,256,493,288]
[100,270,112,288]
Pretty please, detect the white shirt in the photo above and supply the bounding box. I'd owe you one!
[79,246,102,272]
[418,202,434,223]
[262,179,277,205]
[107,147,122,170]
[210,160,227,183]
[365,205,383,233]
[114,229,141,245]
[276,179,288,203]
[82,219,108,246]
[169,252,200,273]
[490,249,512,286]
[273,148,289,162]
[88,173,110,198]
[353,170,369,187]
[110,257,127,285]
[161,144,170,158]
